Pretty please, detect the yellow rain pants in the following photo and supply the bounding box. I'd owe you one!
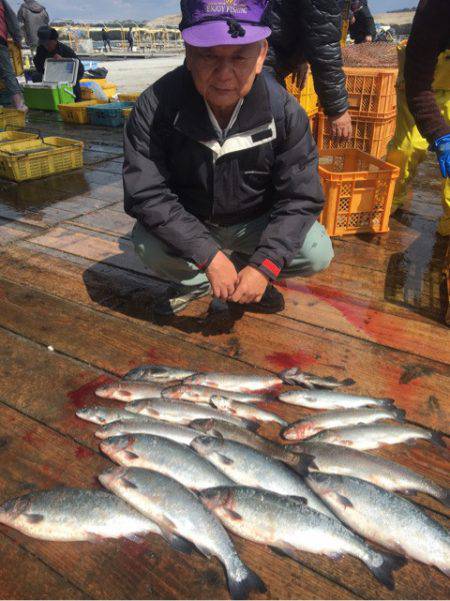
[387,46,450,236]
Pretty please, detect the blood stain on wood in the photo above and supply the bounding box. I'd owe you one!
[266,350,317,370]
[67,375,116,409]
[75,445,95,459]
[399,364,435,385]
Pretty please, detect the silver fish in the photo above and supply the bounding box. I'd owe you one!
[95,419,199,445]
[100,434,233,491]
[201,486,405,590]
[99,467,266,600]
[95,381,164,402]
[307,473,450,576]
[292,442,450,506]
[210,395,287,427]
[76,406,142,425]
[122,365,196,384]
[0,488,161,541]
[162,384,269,404]
[281,407,405,441]
[190,418,299,465]
[183,372,282,393]
[280,368,356,390]
[278,390,396,410]
[308,423,445,450]
[126,399,259,431]
[190,435,333,518]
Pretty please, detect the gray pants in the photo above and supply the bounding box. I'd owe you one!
[132,214,334,287]
[0,43,21,96]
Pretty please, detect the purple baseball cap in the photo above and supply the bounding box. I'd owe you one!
[180,0,272,47]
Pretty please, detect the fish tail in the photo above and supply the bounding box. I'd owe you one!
[227,562,266,600]
[367,552,406,590]
[430,431,446,448]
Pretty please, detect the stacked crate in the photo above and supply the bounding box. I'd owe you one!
[316,67,398,159]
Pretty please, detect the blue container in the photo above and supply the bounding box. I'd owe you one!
[87,101,134,127]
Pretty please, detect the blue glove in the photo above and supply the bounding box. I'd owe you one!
[434,133,450,178]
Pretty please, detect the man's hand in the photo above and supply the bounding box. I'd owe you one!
[230,266,269,304]
[329,110,353,140]
[365,35,373,42]
[205,251,238,300]
[292,63,309,91]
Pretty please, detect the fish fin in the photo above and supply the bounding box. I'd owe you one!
[342,378,356,387]
[430,431,446,448]
[164,532,195,555]
[270,542,302,563]
[223,508,243,521]
[334,493,353,509]
[303,382,315,390]
[217,453,234,466]
[291,452,319,476]
[193,542,212,559]
[124,451,139,460]
[227,565,267,600]
[393,408,406,421]
[125,533,146,544]
[437,488,450,508]
[25,514,44,524]
[242,419,260,432]
[381,398,396,407]
[120,477,138,489]
[368,552,407,590]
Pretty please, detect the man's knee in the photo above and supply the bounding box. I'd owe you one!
[306,236,334,274]
[284,223,334,276]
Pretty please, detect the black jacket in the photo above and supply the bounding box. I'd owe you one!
[266,0,348,116]
[34,41,85,81]
[349,5,376,43]
[123,66,324,280]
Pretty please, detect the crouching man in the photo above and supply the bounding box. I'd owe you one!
[124,0,333,316]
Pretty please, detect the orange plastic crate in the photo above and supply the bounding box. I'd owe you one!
[285,71,318,116]
[344,67,398,118]
[318,149,399,237]
[316,111,396,159]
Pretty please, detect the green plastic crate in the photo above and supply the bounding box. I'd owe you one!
[23,83,75,111]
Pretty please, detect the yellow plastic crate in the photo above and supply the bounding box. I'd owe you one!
[118,92,140,102]
[123,107,133,119]
[80,79,117,101]
[285,71,318,116]
[7,40,23,76]
[0,108,26,129]
[58,100,100,124]
[0,130,39,146]
[0,136,84,182]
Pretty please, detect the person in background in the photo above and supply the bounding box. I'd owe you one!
[101,27,111,52]
[386,0,450,236]
[17,0,49,53]
[124,0,333,316]
[349,0,376,44]
[0,0,27,111]
[126,27,133,52]
[34,26,85,100]
[266,0,352,140]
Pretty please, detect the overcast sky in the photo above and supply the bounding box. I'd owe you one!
[10,0,414,22]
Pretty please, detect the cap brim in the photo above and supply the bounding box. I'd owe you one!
[182,21,271,47]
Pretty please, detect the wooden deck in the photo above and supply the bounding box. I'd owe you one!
[0,112,448,600]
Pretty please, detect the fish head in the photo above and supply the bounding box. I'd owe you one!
[283,422,317,441]
[209,395,229,410]
[76,406,108,424]
[126,400,146,415]
[199,486,235,512]
[0,495,32,527]
[305,472,334,494]
[98,466,128,489]
[100,435,136,459]
[190,435,223,457]
[95,382,120,399]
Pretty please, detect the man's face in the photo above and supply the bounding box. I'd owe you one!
[43,39,58,52]
[186,41,268,110]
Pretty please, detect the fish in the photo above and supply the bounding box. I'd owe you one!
[162,384,270,404]
[0,487,162,542]
[210,395,287,427]
[100,434,233,491]
[122,365,196,384]
[201,486,405,590]
[95,419,199,445]
[190,418,300,466]
[280,368,356,390]
[190,435,334,518]
[76,406,142,425]
[291,442,450,506]
[281,407,406,441]
[126,399,259,431]
[183,372,282,393]
[95,381,164,402]
[99,467,266,600]
[308,423,446,450]
[278,390,396,410]
[307,473,450,576]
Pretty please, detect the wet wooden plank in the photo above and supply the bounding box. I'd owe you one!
[0,339,447,599]
[69,208,134,237]
[0,218,37,245]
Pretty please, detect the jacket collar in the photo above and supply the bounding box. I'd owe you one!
[174,66,273,143]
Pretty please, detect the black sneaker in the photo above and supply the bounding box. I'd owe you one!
[228,285,285,314]
[152,283,211,316]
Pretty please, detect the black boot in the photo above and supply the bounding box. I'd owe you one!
[228,285,285,314]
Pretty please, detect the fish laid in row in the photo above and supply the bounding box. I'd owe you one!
[163,384,270,404]
[280,368,356,390]
[100,467,266,600]
[210,395,287,427]
[95,419,199,445]
[96,381,165,402]
[278,390,396,410]
[122,365,196,384]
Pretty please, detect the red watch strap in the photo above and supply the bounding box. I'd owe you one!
[261,259,281,278]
